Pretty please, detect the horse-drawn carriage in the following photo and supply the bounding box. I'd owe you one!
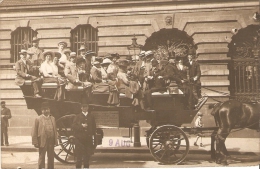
[21,79,211,165]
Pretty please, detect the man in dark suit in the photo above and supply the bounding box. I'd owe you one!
[1,101,12,146]
[72,103,97,169]
[15,49,42,98]
[187,48,202,106]
[31,102,58,169]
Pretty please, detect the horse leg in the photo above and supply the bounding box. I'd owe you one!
[210,130,217,160]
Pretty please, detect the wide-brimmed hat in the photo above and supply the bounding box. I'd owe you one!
[63,49,71,55]
[69,52,77,58]
[145,50,153,57]
[53,52,62,59]
[32,37,39,42]
[104,53,113,60]
[117,58,129,67]
[41,102,50,109]
[85,50,95,56]
[93,61,100,65]
[111,53,120,59]
[26,51,34,55]
[42,50,54,59]
[58,41,68,47]
[101,58,112,65]
[19,49,27,54]
[197,112,203,116]
[95,57,103,63]
[78,45,86,51]
[138,51,146,57]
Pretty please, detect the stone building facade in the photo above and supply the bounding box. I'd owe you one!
[0,0,259,136]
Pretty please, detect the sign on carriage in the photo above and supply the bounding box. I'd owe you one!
[92,111,119,128]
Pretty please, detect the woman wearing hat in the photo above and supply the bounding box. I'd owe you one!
[107,53,120,81]
[40,51,65,100]
[15,49,42,98]
[101,58,112,81]
[59,49,71,66]
[117,59,140,100]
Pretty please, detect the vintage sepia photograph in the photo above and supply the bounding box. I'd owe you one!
[0,0,259,168]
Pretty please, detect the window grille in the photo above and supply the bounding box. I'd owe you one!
[70,24,98,55]
[229,25,260,102]
[10,27,37,63]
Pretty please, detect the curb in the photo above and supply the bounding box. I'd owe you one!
[1,147,259,156]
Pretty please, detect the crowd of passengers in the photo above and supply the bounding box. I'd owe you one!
[14,39,205,110]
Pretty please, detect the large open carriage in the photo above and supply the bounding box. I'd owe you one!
[21,81,210,165]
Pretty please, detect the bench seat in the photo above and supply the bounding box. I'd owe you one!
[42,83,58,89]
[24,80,32,85]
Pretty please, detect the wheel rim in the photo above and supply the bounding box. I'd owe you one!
[54,114,76,164]
[149,125,189,164]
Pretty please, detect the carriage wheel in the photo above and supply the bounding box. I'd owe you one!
[54,114,77,164]
[149,125,189,164]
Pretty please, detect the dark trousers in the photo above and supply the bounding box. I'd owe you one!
[75,144,91,168]
[38,138,55,169]
[75,137,93,169]
[1,127,8,145]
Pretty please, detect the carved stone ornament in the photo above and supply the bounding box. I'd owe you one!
[165,16,172,26]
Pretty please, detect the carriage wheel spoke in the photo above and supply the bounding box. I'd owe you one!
[160,149,167,160]
[65,144,72,161]
[57,142,69,155]
[152,142,162,149]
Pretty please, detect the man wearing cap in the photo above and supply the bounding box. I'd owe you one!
[31,102,58,169]
[72,103,96,169]
[15,49,42,98]
[27,37,43,66]
[1,101,12,146]
[187,48,202,106]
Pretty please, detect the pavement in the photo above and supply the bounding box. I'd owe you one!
[1,135,260,156]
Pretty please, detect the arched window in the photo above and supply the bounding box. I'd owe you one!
[70,24,98,55]
[228,25,260,102]
[10,27,37,63]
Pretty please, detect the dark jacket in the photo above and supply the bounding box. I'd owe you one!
[188,60,201,83]
[14,59,32,86]
[162,63,181,83]
[72,112,96,143]
[1,107,11,128]
[90,67,102,83]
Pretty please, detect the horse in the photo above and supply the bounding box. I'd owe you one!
[209,99,260,165]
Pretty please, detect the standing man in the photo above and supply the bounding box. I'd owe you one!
[72,103,96,169]
[1,101,12,146]
[31,102,58,169]
[187,48,203,107]
[27,37,43,66]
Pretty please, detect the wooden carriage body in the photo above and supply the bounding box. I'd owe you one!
[21,82,207,164]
